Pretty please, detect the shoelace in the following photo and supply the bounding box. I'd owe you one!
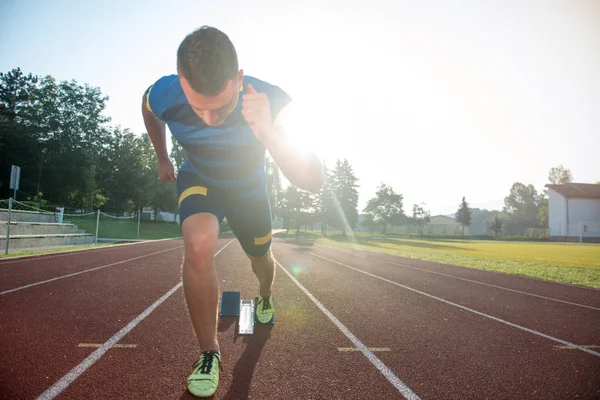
[194,351,221,375]
[261,296,272,311]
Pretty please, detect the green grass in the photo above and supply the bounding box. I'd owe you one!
[275,230,600,288]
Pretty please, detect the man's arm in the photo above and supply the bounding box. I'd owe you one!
[142,91,176,182]
[263,104,324,194]
[242,84,324,193]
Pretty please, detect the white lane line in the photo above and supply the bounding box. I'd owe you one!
[0,238,181,265]
[276,260,421,400]
[78,343,137,349]
[308,252,600,358]
[315,247,600,311]
[1,246,184,296]
[35,239,234,400]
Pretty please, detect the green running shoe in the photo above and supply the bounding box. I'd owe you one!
[256,288,274,324]
[187,350,222,398]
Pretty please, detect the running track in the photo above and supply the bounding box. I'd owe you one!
[1,237,599,399]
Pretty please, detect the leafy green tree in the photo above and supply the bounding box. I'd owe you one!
[548,165,573,185]
[412,203,430,235]
[278,186,314,235]
[24,75,111,207]
[468,208,501,235]
[141,134,178,219]
[363,183,404,234]
[502,182,543,235]
[455,196,471,237]
[489,215,503,237]
[0,69,41,198]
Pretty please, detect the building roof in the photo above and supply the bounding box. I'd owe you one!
[545,183,600,199]
[429,215,457,223]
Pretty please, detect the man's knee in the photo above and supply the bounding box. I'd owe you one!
[248,248,274,268]
[183,215,219,273]
[184,232,217,272]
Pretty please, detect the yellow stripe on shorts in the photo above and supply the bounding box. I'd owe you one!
[178,186,208,206]
[254,230,272,246]
[145,85,154,114]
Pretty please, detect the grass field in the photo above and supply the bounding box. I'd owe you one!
[275,231,600,289]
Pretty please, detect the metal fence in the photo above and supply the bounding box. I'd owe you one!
[0,198,152,255]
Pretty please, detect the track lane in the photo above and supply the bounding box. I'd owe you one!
[0,240,191,399]
[314,242,600,307]
[59,241,408,399]
[0,239,182,293]
[304,244,600,347]
[274,243,600,400]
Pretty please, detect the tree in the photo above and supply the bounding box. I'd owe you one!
[329,159,359,235]
[278,186,314,235]
[140,134,178,220]
[412,203,430,235]
[455,196,471,237]
[0,69,41,198]
[24,74,112,207]
[548,165,573,185]
[537,197,549,230]
[313,164,335,235]
[502,182,542,235]
[170,136,187,170]
[363,183,404,234]
[0,68,38,123]
[489,215,503,237]
[468,208,501,235]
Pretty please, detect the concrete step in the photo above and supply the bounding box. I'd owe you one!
[0,209,56,223]
[0,221,85,236]
[1,234,95,253]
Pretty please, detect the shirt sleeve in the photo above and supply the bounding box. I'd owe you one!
[264,84,292,123]
[144,75,179,122]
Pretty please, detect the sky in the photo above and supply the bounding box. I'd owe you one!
[1,0,599,215]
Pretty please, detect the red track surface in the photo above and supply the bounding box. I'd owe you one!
[1,238,599,399]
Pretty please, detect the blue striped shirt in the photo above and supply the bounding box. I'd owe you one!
[145,75,291,195]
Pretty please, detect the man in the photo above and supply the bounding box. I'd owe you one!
[142,26,324,398]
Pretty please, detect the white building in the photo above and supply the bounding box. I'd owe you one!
[545,183,600,242]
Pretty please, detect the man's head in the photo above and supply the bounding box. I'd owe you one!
[177,26,243,126]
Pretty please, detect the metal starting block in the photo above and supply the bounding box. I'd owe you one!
[219,291,255,335]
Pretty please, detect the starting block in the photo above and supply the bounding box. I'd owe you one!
[219,291,255,335]
[219,291,274,334]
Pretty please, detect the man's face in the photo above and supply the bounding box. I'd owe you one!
[179,70,243,127]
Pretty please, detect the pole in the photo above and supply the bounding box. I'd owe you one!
[137,210,141,239]
[95,209,100,245]
[5,198,13,255]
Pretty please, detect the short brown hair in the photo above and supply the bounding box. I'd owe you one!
[177,26,239,96]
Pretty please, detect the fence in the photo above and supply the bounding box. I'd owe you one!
[1,198,182,255]
[573,222,600,244]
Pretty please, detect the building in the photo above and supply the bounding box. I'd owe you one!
[545,183,600,242]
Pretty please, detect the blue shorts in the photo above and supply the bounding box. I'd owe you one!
[176,171,272,257]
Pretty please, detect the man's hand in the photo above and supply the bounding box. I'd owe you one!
[158,158,176,182]
[242,84,274,143]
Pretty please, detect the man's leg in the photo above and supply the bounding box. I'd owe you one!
[223,189,275,323]
[248,248,275,299]
[176,171,226,398]
[181,213,221,353]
